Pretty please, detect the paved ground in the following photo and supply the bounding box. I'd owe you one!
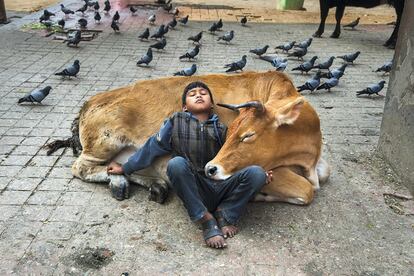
[0,1,413,275]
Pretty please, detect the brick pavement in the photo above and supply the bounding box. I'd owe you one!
[0,2,413,275]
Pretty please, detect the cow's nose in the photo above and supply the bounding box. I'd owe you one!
[206,165,217,177]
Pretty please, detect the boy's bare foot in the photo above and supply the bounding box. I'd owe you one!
[214,209,239,239]
[200,212,227,249]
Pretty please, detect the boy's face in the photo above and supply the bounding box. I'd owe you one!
[183,87,213,114]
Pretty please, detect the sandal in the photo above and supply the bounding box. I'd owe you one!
[201,217,224,241]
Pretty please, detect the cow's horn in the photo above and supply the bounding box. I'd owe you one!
[217,101,264,113]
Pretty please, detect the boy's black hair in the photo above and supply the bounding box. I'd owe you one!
[182,81,214,106]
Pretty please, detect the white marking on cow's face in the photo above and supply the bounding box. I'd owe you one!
[204,162,231,180]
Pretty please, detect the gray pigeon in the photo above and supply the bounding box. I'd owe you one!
[104,0,111,13]
[137,48,153,66]
[375,61,393,74]
[321,64,347,79]
[217,30,234,44]
[167,18,177,29]
[67,30,81,47]
[111,20,120,32]
[39,9,55,22]
[55,60,80,78]
[343,17,360,29]
[151,25,166,39]
[139,28,150,40]
[337,51,360,63]
[297,71,322,93]
[174,64,197,76]
[317,77,339,91]
[18,86,52,104]
[188,31,203,44]
[287,47,307,60]
[291,56,318,74]
[356,81,386,96]
[179,45,200,60]
[178,15,189,25]
[313,56,335,70]
[150,38,167,50]
[294,38,312,49]
[60,4,74,16]
[249,45,269,56]
[208,22,218,34]
[224,55,247,72]
[78,18,88,29]
[259,56,287,71]
[216,19,223,30]
[275,41,296,53]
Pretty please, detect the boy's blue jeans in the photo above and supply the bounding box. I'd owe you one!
[166,156,267,225]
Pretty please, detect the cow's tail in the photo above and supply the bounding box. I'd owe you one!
[44,104,85,156]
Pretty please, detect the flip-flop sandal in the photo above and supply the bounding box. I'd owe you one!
[202,217,224,242]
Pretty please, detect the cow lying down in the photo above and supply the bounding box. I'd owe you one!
[46,71,330,204]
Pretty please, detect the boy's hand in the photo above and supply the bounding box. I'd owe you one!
[265,170,273,185]
[107,162,124,175]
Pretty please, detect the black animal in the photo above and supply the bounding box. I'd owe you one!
[150,38,167,50]
[94,12,101,23]
[67,31,81,47]
[241,16,247,26]
[188,32,203,44]
[313,0,404,48]
[39,10,55,22]
[111,20,120,32]
[138,28,150,40]
[113,11,120,23]
[179,15,189,25]
[58,19,65,29]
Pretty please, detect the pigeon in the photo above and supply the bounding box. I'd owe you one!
[216,19,223,30]
[130,6,138,15]
[113,11,120,23]
[375,61,393,74]
[162,25,170,36]
[179,45,200,60]
[94,12,101,23]
[150,38,167,50]
[172,8,179,17]
[18,86,52,104]
[208,22,218,34]
[287,47,307,60]
[174,64,197,76]
[67,30,81,47]
[356,81,386,96]
[343,17,360,29]
[260,56,288,71]
[57,19,65,29]
[313,56,335,70]
[275,41,296,53]
[60,4,74,16]
[163,3,173,13]
[294,38,312,49]
[104,0,111,13]
[249,45,269,57]
[148,14,156,25]
[111,20,120,32]
[320,64,347,79]
[178,15,189,25]
[297,71,322,93]
[78,18,88,29]
[224,55,247,73]
[138,28,150,40]
[217,30,234,44]
[291,56,318,74]
[337,51,360,63]
[188,32,203,44]
[240,16,247,26]
[151,25,166,39]
[55,60,80,78]
[137,48,153,66]
[317,77,339,91]
[76,4,88,15]
[167,18,177,29]
[93,1,100,11]
[39,9,55,22]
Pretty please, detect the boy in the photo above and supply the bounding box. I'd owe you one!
[107,81,271,249]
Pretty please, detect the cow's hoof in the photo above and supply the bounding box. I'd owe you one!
[148,181,168,204]
[109,175,130,200]
[313,32,322,38]
[330,33,340,38]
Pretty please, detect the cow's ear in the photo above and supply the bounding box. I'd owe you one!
[274,97,304,126]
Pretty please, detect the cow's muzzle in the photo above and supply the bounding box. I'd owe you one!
[205,162,231,180]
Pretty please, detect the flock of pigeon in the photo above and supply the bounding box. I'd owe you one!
[17,0,393,105]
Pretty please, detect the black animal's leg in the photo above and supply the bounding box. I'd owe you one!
[314,0,329,37]
[384,0,404,49]
[331,4,345,38]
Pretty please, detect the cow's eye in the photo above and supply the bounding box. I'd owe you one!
[241,132,255,142]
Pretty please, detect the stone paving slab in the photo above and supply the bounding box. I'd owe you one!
[0,1,413,275]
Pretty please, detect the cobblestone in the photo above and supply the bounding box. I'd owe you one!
[0,1,412,275]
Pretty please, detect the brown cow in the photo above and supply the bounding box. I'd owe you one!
[46,71,330,204]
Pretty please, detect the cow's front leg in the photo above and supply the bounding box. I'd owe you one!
[331,5,345,38]
[314,0,329,37]
[384,0,404,49]
[109,174,130,200]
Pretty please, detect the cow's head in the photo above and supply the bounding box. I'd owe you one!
[205,96,305,180]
